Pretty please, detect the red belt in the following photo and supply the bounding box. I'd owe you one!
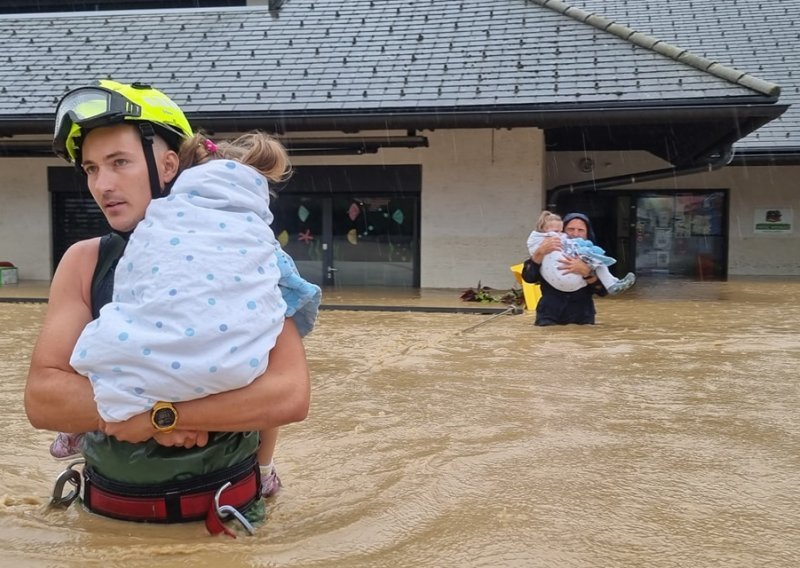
[83,465,260,536]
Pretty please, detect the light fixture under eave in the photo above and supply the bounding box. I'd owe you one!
[577,157,594,173]
[278,135,429,156]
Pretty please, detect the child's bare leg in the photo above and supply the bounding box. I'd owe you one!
[594,264,619,289]
[258,428,279,465]
[258,428,282,497]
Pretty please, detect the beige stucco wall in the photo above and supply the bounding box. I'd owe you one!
[547,151,800,276]
[0,157,57,282]
[417,128,545,288]
[722,164,799,275]
[4,134,792,288]
[293,127,546,289]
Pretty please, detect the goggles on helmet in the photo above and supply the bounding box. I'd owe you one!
[53,87,142,162]
[53,81,192,164]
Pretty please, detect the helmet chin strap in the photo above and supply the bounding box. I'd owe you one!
[138,122,168,201]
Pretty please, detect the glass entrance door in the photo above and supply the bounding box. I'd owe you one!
[270,194,419,287]
[634,192,727,279]
[330,195,417,286]
[271,165,421,287]
[270,194,325,287]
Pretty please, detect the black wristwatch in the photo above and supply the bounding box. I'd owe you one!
[583,271,596,281]
[151,401,179,433]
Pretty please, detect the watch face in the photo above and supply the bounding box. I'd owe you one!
[154,407,176,428]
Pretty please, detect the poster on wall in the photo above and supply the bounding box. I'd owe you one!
[754,208,793,234]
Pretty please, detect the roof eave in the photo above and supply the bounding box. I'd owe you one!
[0,100,786,165]
[729,148,800,166]
[186,100,788,135]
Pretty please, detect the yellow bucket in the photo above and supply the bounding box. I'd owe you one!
[510,263,542,311]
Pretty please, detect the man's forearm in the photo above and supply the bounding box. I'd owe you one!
[25,367,100,433]
[177,370,309,433]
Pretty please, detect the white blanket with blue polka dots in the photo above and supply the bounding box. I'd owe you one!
[70,160,319,422]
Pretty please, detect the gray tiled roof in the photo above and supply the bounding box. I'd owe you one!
[567,0,798,150]
[0,0,779,133]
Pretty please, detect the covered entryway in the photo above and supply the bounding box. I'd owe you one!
[272,165,421,288]
[552,188,728,281]
[633,191,727,280]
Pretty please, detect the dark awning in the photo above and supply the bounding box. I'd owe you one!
[0,99,787,165]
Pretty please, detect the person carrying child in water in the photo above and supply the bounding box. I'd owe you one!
[50,128,321,504]
[526,210,636,296]
[26,79,311,533]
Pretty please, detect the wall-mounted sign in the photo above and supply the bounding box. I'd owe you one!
[754,208,793,234]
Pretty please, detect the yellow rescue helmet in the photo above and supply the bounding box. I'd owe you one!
[53,79,192,163]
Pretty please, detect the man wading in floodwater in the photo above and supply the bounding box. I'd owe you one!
[24,80,310,533]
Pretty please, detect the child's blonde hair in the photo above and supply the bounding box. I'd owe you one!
[178,130,291,185]
[535,210,562,232]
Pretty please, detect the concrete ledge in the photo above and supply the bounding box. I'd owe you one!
[0,282,525,315]
[321,304,523,315]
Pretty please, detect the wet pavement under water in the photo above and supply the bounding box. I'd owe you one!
[1,277,798,567]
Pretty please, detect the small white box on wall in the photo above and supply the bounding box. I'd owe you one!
[754,208,793,234]
[0,267,18,286]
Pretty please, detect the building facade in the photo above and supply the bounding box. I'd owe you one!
[0,0,796,290]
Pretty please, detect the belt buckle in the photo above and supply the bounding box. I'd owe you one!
[49,459,84,510]
[209,481,256,537]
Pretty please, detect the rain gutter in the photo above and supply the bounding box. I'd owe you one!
[546,146,734,210]
[727,148,800,166]
[0,101,783,136]
[190,102,785,134]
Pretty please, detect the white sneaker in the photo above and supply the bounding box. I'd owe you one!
[608,272,636,295]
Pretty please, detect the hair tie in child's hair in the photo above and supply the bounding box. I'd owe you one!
[203,139,218,154]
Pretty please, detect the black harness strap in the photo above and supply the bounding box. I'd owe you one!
[90,233,128,319]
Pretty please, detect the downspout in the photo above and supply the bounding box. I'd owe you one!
[546,146,734,209]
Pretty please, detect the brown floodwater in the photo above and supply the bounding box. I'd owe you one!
[1,278,798,567]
